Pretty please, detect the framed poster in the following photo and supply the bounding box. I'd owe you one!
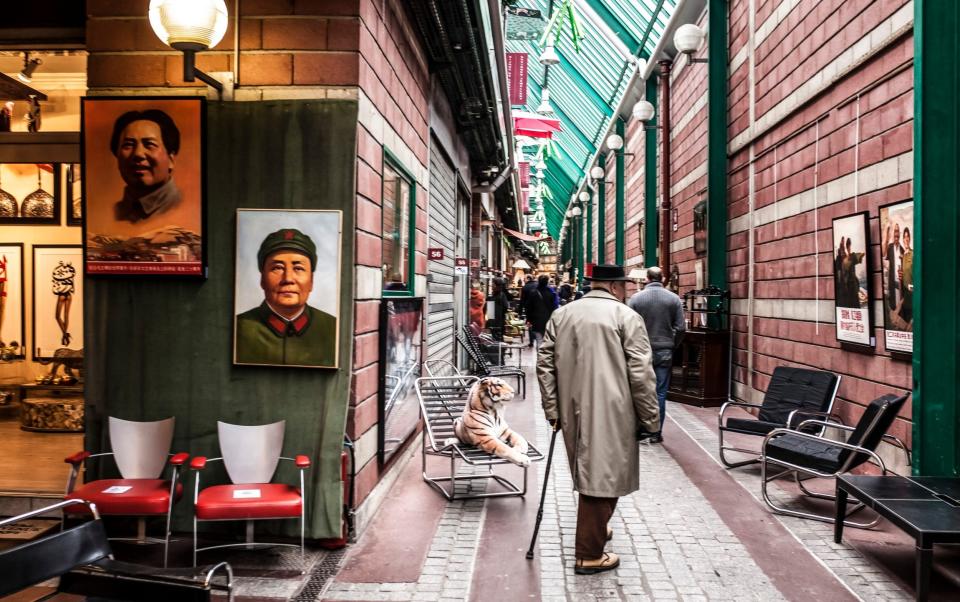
[0,163,59,224]
[81,96,206,276]
[233,209,342,368]
[693,200,707,255]
[0,244,25,357]
[33,245,83,360]
[65,163,82,226]
[378,297,423,467]
[879,200,914,354]
[831,212,873,347]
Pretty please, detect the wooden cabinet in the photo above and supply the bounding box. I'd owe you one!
[667,329,729,407]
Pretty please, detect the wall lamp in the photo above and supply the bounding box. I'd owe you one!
[632,100,662,131]
[17,53,42,83]
[674,24,708,63]
[149,0,230,94]
[606,133,636,157]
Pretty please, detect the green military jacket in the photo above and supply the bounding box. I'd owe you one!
[235,303,337,367]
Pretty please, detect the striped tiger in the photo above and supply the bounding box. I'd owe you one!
[444,377,530,467]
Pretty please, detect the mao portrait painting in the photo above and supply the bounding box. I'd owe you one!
[234,209,342,369]
[81,97,205,276]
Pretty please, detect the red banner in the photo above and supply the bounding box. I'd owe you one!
[506,53,528,106]
[519,161,530,187]
[521,189,530,214]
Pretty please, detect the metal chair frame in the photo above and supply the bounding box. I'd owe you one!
[64,417,185,567]
[718,373,842,468]
[760,416,911,528]
[457,328,526,397]
[416,376,542,501]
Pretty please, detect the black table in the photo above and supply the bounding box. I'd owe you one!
[835,475,960,601]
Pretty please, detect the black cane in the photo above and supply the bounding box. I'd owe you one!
[526,427,560,560]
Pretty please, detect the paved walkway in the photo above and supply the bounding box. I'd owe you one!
[316,348,959,601]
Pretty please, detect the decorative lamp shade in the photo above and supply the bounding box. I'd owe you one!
[149,0,229,50]
[632,99,656,122]
[513,259,531,269]
[673,23,705,55]
[606,133,624,151]
[565,209,573,218]
[536,89,554,115]
[590,165,605,180]
[571,205,582,217]
[578,191,590,202]
[538,41,560,66]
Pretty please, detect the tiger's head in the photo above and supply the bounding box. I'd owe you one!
[476,377,515,410]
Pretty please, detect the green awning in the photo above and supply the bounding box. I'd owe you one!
[506,0,676,238]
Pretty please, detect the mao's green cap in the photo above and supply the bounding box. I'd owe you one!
[257,228,317,272]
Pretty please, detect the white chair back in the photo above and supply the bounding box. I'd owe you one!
[109,416,175,479]
[218,420,285,484]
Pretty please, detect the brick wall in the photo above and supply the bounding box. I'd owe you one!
[614,0,914,465]
[348,0,431,508]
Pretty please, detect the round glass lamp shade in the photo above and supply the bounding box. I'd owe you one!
[149,0,229,50]
[566,209,573,218]
[673,23,705,55]
[590,165,605,180]
[632,99,656,122]
[571,206,582,217]
[578,191,590,202]
[606,133,624,151]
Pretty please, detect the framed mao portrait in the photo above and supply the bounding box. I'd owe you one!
[233,209,343,369]
[81,97,206,277]
[32,245,83,360]
[831,212,874,347]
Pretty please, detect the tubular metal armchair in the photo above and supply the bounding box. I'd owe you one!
[191,420,310,570]
[759,392,911,527]
[457,327,526,397]
[63,416,189,567]
[718,367,841,468]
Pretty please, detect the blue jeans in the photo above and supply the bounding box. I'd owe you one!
[652,350,673,430]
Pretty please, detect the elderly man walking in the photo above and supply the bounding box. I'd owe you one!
[537,264,659,575]
[628,266,685,442]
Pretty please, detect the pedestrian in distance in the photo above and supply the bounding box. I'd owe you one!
[519,275,538,347]
[537,264,659,575]
[525,275,557,350]
[627,266,685,442]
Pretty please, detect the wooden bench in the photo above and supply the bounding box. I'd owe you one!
[416,375,543,501]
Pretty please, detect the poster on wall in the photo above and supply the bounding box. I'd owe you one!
[32,245,83,360]
[0,163,59,224]
[378,297,423,466]
[879,200,914,354]
[831,212,873,346]
[233,209,342,369]
[0,244,25,358]
[81,97,205,276]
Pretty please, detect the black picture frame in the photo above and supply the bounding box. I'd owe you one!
[32,244,83,361]
[0,243,26,359]
[0,163,61,225]
[831,211,875,349]
[378,297,424,468]
[81,96,207,278]
[65,163,82,226]
[878,199,914,357]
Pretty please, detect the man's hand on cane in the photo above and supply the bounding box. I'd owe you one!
[548,418,560,432]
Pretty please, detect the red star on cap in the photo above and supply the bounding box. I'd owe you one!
[283,230,295,240]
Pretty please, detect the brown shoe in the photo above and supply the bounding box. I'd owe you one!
[575,552,620,575]
[606,526,613,541]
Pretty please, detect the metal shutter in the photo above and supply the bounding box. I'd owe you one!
[426,138,456,363]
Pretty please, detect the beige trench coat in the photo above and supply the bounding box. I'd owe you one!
[537,289,659,498]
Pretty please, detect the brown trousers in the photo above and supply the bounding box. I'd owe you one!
[575,493,618,559]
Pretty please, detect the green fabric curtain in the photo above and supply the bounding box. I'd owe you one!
[84,100,358,538]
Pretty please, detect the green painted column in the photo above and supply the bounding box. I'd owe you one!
[913,0,960,476]
[645,77,659,267]
[597,154,607,264]
[586,190,593,265]
[707,0,728,292]
[575,213,583,287]
[615,117,626,265]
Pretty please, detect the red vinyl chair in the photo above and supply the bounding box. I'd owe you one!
[64,416,188,567]
[191,420,310,569]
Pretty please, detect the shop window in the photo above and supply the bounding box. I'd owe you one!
[382,152,416,296]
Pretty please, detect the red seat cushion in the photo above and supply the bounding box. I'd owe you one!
[195,484,302,520]
[65,479,182,515]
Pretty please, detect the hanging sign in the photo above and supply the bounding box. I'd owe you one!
[519,161,530,187]
[469,259,480,268]
[506,53,528,106]
[428,248,444,261]
[454,257,468,275]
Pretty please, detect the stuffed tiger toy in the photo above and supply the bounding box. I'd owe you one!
[444,377,531,467]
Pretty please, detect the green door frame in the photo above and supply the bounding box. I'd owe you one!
[707,0,728,292]
[615,117,626,264]
[913,0,960,476]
